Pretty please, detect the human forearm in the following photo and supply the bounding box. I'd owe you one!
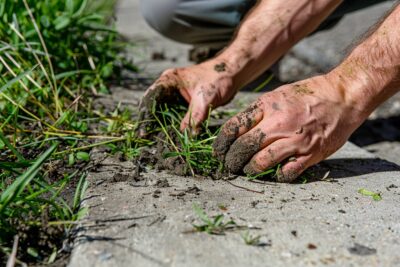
[328,3,400,118]
[214,0,343,90]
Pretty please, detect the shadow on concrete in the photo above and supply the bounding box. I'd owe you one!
[350,115,400,146]
[311,157,400,180]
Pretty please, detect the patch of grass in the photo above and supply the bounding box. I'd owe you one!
[152,104,223,177]
[358,188,382,201]
[192,204,236,235]
[0,144,88,263]
[0,0,137,264]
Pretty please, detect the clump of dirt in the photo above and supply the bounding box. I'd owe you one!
[2,211,65,264]
[138,85,186,137]
[138,127,224,179]
[149,130,192,176]
[214,62,226,72]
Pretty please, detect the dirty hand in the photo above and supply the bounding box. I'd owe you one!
[213,75,367,182]
[138,60,237,136]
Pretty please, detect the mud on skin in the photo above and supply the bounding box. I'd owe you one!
[138,84,186,136]
[213,101,262,162]
[214,62,227,72]
[224,129,266,174]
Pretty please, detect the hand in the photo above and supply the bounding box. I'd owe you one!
[138,60,237,136]
[213,75,367,182]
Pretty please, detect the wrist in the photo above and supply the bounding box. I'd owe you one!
[327,55,398,120]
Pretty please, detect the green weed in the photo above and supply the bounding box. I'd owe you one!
[152,104,223,177]
[241,230,262,246]
[0,0,136,263]
[192,204,236,235]
[358,188,382,201]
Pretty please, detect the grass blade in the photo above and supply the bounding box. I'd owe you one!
[0,143,58,214]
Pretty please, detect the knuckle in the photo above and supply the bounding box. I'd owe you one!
[161,68,179,77]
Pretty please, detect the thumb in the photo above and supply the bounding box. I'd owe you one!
[180,100,210,133]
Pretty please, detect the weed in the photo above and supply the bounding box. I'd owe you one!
[247,168,278,181]
[0,144,88,263]
[358,188,382,201]
[0,0,135,263]
[192,204,236,235]
[152,104,223,177]
[241,230,262,246]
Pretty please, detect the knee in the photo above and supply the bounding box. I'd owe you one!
[139,0,184,42]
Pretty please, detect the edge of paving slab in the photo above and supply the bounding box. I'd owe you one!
[67,141,400,267]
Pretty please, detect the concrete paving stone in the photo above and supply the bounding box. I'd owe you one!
[68,141,400,267]
[66,2,400,266]
[68,90,400,267]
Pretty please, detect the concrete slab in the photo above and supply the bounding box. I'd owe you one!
[67,3,400,266]
[68,142,400,267]
[68,90,400,267]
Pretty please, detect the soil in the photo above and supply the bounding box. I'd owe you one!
[3,216,65,264]
[214,62,226,72]
[224,129,266,174]
[0,146,88,266]
[138,129,219,178]
[138,84,186,136]
[213,102,264,174]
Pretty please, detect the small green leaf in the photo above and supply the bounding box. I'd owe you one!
[213,214,224,227]
[54,15,71,30]
[76,151,90,161]
[100,62,113,78]
[66,0,75,14]
[192,203,211,225]
[68,153,75,166]
[40,15,50,28]
[372,194,382,201]
[27,247,39,258]
[358,188,382,201]
[47,249,57,263]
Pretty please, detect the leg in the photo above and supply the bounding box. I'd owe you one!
[139,0,256,47]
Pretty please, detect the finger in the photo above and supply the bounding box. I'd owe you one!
[180,100,209,132]
[138,89,157,138]
[224,126,267,174]
[243,139,296,176]
[137,82,183,137]
[276,154,312,183]
[213,100,263,160]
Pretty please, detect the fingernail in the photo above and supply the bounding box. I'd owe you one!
[275,168,298,183]
[190,127,200,136]
[243,162,258,176]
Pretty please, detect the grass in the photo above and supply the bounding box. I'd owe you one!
[192,204,265,246]
[241,230,262,246]
[152,104,223,177]
[0,0,138,264]
[0,0,294,263]
[192,204,236,235]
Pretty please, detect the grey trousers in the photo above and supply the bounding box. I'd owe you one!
[140,0,391,47]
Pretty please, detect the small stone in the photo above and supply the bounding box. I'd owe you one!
[307,243,317,250]
[348,243,377,256]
